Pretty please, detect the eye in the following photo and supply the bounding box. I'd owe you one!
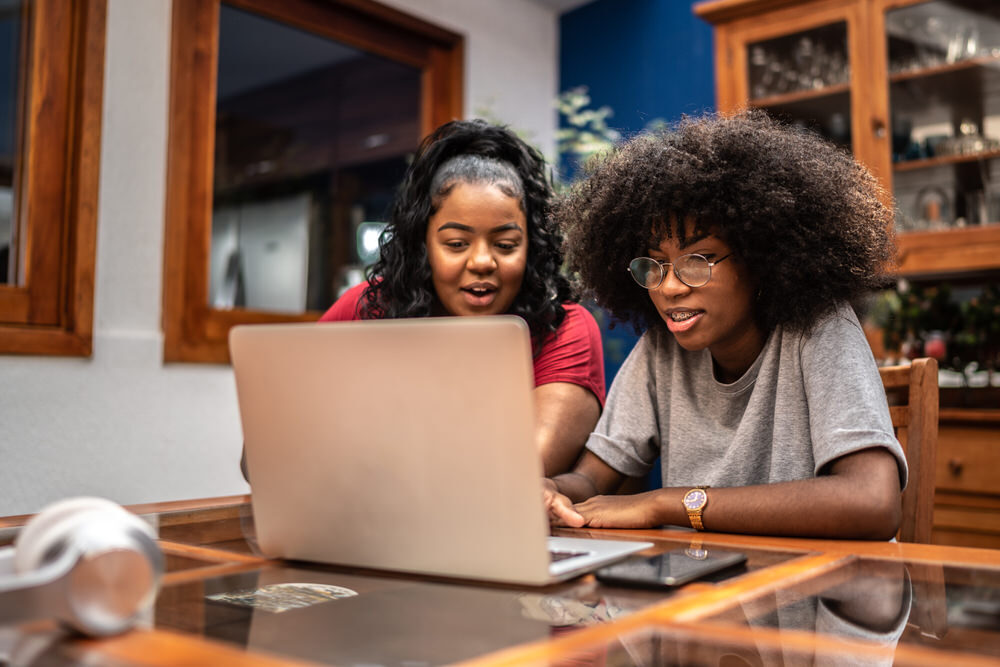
[495,240,520,251]
[444,239,468,250]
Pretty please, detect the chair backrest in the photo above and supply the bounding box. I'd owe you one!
[879,358,939,543]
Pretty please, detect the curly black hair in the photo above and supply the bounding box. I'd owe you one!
[362,119,574,350]
[556,110,896,335]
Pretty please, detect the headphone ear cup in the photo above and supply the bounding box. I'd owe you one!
[14,497,128,573]
[10,497,163,637]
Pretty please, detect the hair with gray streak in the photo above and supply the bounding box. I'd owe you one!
[429,154,526,210]
[361,119,574,351]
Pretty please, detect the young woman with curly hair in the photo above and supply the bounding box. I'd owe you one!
[544,110,907,539]
[320,119,605,476]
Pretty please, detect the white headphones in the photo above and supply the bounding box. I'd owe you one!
[0,497,164,637]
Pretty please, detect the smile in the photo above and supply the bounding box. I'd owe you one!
[461,284,499,307]
[665,309,703,333]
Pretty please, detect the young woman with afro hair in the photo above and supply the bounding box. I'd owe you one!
[544,110,907,540]
[319,119,605,477]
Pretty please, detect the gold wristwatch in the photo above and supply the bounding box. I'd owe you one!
[682,487,709,531]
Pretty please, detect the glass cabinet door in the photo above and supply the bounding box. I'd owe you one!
[886,1,1000,235]
[747,22,853,149]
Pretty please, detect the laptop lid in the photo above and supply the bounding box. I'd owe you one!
[231,317,648,585]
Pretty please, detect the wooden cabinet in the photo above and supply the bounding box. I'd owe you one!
[694,0,1000,275]
[933,410,1000,549]
[695,0,1000,546]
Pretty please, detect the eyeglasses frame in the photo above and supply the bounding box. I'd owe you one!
[627,253,733,289]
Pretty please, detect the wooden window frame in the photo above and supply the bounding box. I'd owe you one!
[0,0,106,356]
[163,0,464,363]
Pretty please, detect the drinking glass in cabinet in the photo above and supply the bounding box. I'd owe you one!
[886,1,1000,75]
[747,23,849,101]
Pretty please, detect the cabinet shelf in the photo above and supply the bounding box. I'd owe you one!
[889,53,1000,84]
[748,82,850,109]
[894,148,1000,172]
[939,408,1000,424]
[896,223,1000,276]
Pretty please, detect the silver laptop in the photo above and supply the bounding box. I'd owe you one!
[230,316,651,585]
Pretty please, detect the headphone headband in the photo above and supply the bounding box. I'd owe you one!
[0,497,163,637]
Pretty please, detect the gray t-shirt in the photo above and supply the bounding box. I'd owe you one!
[587,303,907,490]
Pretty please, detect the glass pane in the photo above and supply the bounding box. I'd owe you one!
[210,4,420,313]
[557,625,884,666]
[746,22,852,149]
[887,0,1000,233]
[0,0,24,285]
[149,552,802,665]
[704,558,1000,660]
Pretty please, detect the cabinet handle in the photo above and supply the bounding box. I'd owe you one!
[872,118,886,139]
[948,459,964,476]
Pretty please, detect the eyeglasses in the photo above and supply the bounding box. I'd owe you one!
[627,253,732,289]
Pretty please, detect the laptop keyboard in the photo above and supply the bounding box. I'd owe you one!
[549,549,590,563]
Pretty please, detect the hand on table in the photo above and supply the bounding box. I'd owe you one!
[542,478,585,527]
[544,480,661,529]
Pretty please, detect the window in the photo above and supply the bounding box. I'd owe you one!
[0,0,106,355]
[163,0,463,363]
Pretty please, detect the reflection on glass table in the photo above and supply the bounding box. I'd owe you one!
[155,564,633,666]
[555,624,889,667]
[137,500,803,667]
[149,544,800,667]
[704,558,1000,661]
[556,559,1000,667]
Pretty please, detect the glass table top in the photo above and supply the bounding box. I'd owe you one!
[143,507,796,666]
[703,557,1000,661]
[6,500,1000,666]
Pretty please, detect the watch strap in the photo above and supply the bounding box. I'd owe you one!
[683,486,709,531]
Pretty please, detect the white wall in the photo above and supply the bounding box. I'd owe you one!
[380,0,560,160]
[0,0,559,516]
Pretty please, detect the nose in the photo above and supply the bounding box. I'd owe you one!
[653,265,690,298]
[468,242,497,273]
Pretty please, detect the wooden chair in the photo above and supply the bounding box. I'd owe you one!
[879,358,939,543]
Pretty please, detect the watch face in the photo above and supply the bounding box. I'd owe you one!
[685,547,709,560]
[683,489,707,510]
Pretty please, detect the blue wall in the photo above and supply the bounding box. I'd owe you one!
[560,0,717,386]
[560,0,716,137]
[560,2,716,488]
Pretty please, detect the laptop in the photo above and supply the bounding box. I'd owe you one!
[230,316,651,585]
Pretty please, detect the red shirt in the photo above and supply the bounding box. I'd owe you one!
[320,282,606,405]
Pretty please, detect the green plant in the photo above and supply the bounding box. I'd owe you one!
[870,281,999,373]
[475,87,659,186]
[951,283,1000,372]
[555,86,620,175]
